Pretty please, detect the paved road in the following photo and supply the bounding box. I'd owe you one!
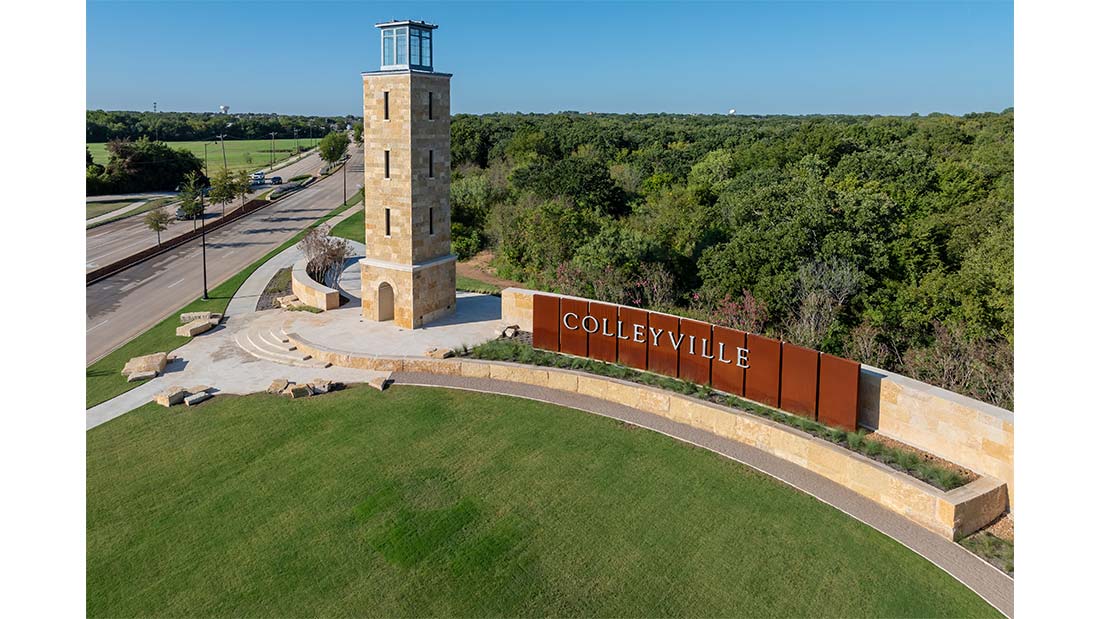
[86,147,364,364]
[86,151,325,272]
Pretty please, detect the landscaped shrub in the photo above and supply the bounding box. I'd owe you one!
[467,338,970,491]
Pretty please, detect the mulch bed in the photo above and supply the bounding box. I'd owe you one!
[866,432,977,485]
[257,267,292,311]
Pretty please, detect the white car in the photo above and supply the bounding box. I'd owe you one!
[249,172,266,182]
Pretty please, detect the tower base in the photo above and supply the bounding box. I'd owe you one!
[360,255,456,329]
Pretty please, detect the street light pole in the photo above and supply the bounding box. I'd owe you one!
[293,129,299,159]
[269,131,276,168]
[200,192,208,300]
[203,142,209,178]
[343,152,347,206]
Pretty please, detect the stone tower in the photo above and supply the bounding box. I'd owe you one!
[360,20,455,329]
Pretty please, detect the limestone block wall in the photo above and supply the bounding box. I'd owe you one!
[409,73,452,263]
[361,262,414,327]
[362,73,413,264]
[502,286,1015,510]
[291,259,339,311]
[859,367,1015,508]
[411,257,456,327]
[282,329,1008,540]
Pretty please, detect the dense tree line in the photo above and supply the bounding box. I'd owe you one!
[87,110,356,142]
[448,111,1014,408]
[86,138,204,195]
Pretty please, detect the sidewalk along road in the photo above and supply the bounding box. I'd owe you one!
[85,151,324,272]
[85,148,364,365]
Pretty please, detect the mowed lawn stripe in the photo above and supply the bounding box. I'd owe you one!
[87,386,999,618]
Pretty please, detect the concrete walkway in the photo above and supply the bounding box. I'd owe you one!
[86,191,177,202]
[391,371,1015,619]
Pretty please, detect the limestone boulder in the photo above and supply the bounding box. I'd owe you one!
[153,386,189,407]
[425,347,454,359]
[184,391,212,406]
[309,379,333,395]
[501,324,521,338]
[180,311,221,324]
[188,385,211,395]
[368,373,392,391]
[277,294,300,309]
[285,383,312,399]
[127,370,157,382]
[267,379,290,394]
[176,319,215,337]
[121,352,167,379]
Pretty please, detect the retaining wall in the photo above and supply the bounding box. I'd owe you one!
[285,330,1008,540]
[500,287,1014,510]
[291,259,340,310]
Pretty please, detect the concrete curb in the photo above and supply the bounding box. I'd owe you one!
[389,371,1014,619]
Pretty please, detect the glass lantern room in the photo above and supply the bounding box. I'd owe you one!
[377,20,436,71]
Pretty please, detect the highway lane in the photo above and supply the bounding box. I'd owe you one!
[86,147,364,365]
[85,151,325,272]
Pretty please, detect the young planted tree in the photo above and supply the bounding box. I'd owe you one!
[143,208,173,246]
[178,171,205,229]
[207,169,235,217]
[235,170,252,208]
[352,122,363,146]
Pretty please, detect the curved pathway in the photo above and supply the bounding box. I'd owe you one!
[391,370,1015,618]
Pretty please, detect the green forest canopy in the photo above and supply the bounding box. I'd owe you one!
[447,111,1013,409]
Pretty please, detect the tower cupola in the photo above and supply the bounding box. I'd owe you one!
[376,20,436,71]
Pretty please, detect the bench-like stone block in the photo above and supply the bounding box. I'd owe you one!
[184,391,212,406]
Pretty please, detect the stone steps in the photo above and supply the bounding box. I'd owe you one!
[234,324,329,368]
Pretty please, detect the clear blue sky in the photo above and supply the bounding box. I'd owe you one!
[86,0,1013,116]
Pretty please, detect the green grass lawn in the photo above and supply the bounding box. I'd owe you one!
[87,138,317,174]
[86,200,355,409]
[329,204,364,243]
[87,385,997,618]
[86,199,137,219]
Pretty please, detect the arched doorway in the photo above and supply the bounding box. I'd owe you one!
[377,282,395,322]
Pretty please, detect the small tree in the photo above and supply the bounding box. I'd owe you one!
[298,225,350,286]
[352,122,363,145]
[178,171,205,229]
[207,168,235,217]
[319,131,350,167]
[144,208,173,246]
[235,170,251,208]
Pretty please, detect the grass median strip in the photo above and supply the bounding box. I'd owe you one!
[86,199,357,409]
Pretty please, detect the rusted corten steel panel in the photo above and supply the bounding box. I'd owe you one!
[678,319,712,385]
[617,307,648,370]
[647,312,680,378]
[532,294,560,352]
[818,353,861,431]
[779,343,820,419]
[711,326,747,395]
[587,302,619,363]
[559,298,589,357]
[745,334,781,407]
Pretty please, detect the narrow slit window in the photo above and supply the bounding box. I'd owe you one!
[385,208,391,236]
[428,150,434,178]
[429,207,434,235]
[428,92,433,120]
[384,150,390,179]
[383,91,389,120]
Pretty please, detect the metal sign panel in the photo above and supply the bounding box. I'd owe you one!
[617,306,648,370]
[587,302,619,363]
[559,298,589,357]
[818,353,860,431]
[745,334,781,407]
[532,294,560,351]
[678,318,712,385]
[779,343,819,419]
[646,312,680,378]
[711,326,747,396]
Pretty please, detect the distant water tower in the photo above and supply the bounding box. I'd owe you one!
[219,105,230,114]
[728,108,736,115]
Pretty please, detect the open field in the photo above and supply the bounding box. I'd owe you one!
[85,199,136,220]
[88,138,319,174]
[87,385,998,618]
[86,196,175,226]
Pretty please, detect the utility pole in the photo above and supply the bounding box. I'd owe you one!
[203,142,209,178]
[343,152,347,206]
[153,101,158,141]
[293,129,299,159]
[269,131,276,168]
[216,133,228,173]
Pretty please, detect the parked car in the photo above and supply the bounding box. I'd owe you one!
[269,176,283,185]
